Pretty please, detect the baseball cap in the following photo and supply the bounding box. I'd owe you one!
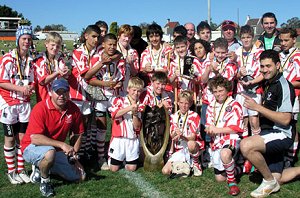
[16,25,33,47]
[221,20,236,31]
[51,79,70,92]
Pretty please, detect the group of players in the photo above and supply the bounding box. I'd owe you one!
[0,11,300,197]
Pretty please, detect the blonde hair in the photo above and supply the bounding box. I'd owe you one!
[45,32,63,45]
[118,24,134,38]
[178,90,194,104]
[127,77,144,90]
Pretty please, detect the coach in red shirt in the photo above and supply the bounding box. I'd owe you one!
[21,78,85,197]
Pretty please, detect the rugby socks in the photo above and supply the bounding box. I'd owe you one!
[191,150,201,167]
[251,128,261,136]
[90,121,97,150]
[16,145,25,173]
[223,159,236,183]
[96,129,106,160]
[4,145,16,173]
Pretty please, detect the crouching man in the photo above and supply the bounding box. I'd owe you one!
[21,79,86,197]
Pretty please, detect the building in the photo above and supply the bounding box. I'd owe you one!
[34,31,79,41]
[245,15,264,38]
[0,17,22,40]
[163,19,180,37]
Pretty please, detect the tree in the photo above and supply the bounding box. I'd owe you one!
[109,22,118,36]
[0,5,31,25]
[34,25,42,32]
[139,22,150,35]
[281,17,300,29]
[42,24,67,31]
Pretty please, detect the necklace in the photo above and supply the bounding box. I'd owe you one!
[280,48,298,72]
[15,50,28,85]
[177,111,188,130]
[213,97,230,126]
[241,46,253,68]
[150,44,163,68]
[46,52,55,75]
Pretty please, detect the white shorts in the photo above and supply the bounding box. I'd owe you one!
[211,139,240,171]
[236,93,261,117]
[108,137,140,162]
[0,103,31,124]
[168,146,192,165]
[94,96,114,112]
[72,100,91,115]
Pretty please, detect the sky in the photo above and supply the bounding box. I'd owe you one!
[1,0,299,34]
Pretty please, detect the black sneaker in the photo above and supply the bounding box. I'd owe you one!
[40,182,55,197]
[30,165,41,183]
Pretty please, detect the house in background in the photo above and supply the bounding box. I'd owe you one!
[0,17,22,41]
[163,19,179,42]
[245,15,263,39]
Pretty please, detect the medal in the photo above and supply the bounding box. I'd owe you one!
[18,80,24,86]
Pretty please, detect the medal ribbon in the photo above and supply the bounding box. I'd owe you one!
[15,50,28,81]
[280,48,298,72]
[213,97,229,126]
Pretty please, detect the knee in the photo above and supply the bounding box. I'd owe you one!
[125,165,137,172]
[110,165,120,172]
[215,174,226,182]
[220,148,232,162]
[188,141,198,153]
[44,149,56,164]
[162,166,171,175]
[240,138,253,155]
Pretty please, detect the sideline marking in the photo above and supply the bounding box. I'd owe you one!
[120,170,168,198]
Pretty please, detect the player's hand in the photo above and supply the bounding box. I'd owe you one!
[145,63,153,73]
[240,66,247,76]
[242,93,258,111]
[113,81,122,89]
[227,51,237,62]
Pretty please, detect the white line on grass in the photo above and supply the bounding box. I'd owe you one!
[120,170,168,198]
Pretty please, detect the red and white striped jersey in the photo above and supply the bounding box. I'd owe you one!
[91,48,125,97]
[140,44,172,78]
[170,110,204,151]
[202,58,237,104]
[0,49,34,108]
[33,52,66,102]
[280,47,300,96]
[236,46,263,93]
[109,96,141,138]
[168,56,202,91]
[117,44,139,92]
[206,96,243,150]
[139,85,172,112]
[69,44,98,101]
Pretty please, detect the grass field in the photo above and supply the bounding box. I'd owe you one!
[0,40,300,197]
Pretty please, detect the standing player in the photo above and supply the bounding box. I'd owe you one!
[279,27,300,167]
[140,23,172,85]
[0,25,35,184]
[34,32,69,102]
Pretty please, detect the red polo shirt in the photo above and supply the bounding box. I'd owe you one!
[21,97,84,152]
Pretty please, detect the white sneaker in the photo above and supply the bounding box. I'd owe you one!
[99,158,110,171]
[18,170,31,183]
[7,171,23,184]
[193,164,203,176]
[250,178,280,198]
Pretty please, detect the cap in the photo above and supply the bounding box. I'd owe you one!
[51,79,70,92]
[221,20,236,31]
[16,25,33,47]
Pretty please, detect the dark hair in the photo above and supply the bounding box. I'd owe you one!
[132,25,142,39]
[173,35,187,46]
[146,23,163,40]
[262,12,277,24]
[95,20,108,29]
[240,25,254,37]
[103,33,117,42]
[173,25,187,37]
[213,37,228,49]
[260,49,280,64]
[197,21,212,33]
[279,27,298,38]
[189,39,211,56]
[208,75,232,92]
[151,71,168,83]
[80,25,100,43]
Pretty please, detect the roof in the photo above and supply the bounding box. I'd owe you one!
[246,18,260,26]
[164,22,179,28]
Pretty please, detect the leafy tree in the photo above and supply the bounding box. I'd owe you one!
[281,17,300,28]
[34,25,42,32]
[109,22,118,36]
[0,5,31,25]
[42,24,67,31]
